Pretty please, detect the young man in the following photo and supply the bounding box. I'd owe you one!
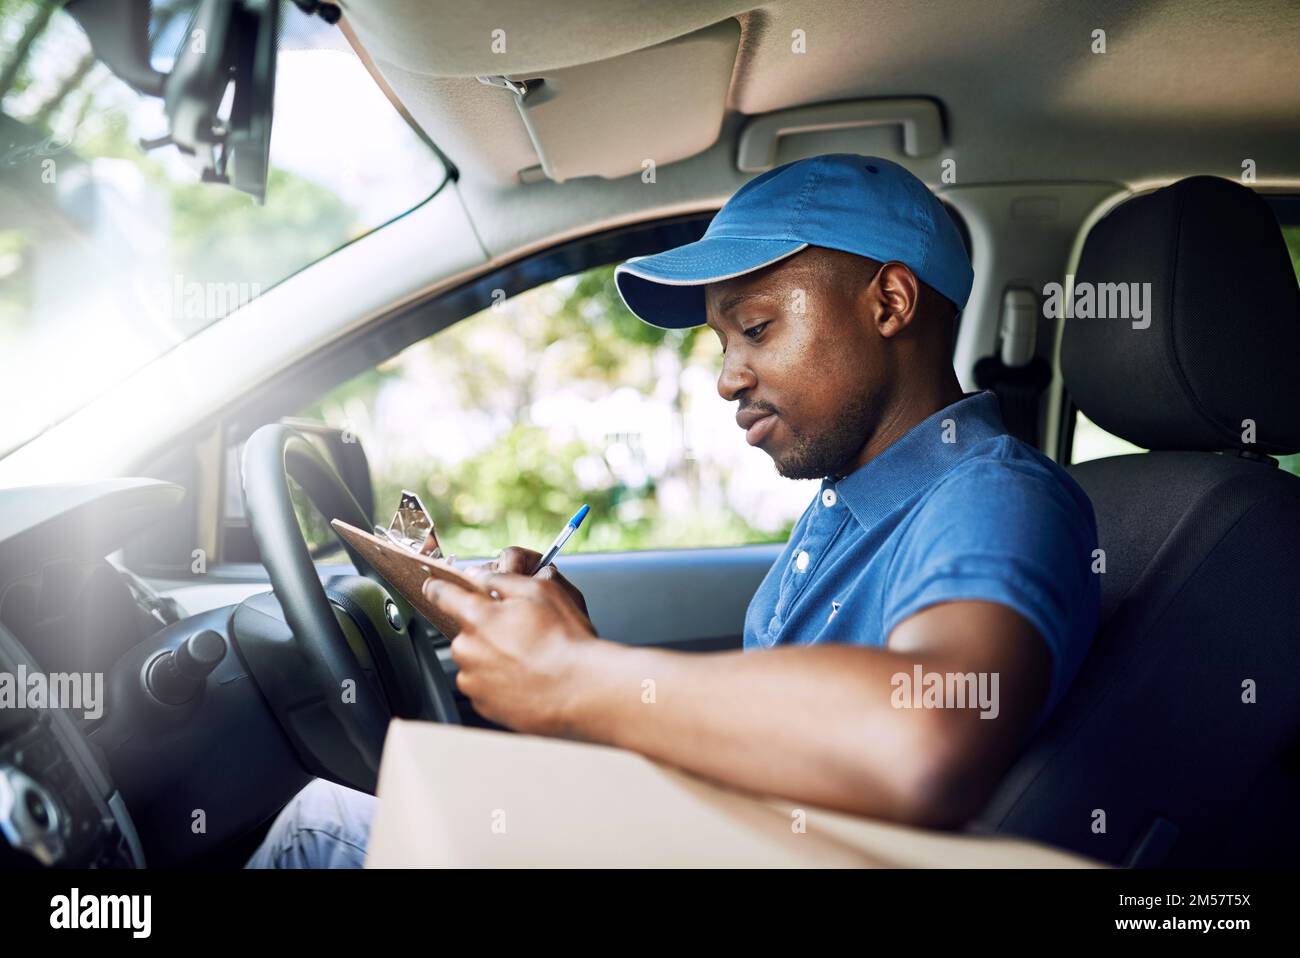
[247,153,1098,868]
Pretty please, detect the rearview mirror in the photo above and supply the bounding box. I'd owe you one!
[63,0,307,202]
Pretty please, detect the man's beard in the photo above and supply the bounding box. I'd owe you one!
[772,391,875,481]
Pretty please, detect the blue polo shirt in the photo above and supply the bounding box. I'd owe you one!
[743,390,1099,724]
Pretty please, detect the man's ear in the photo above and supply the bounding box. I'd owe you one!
[872,262,922,338]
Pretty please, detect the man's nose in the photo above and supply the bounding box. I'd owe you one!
[716,350,756,402]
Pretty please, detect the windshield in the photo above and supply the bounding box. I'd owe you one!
[0,0,448,458]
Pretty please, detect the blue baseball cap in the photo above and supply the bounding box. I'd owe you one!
[614,153,973,330]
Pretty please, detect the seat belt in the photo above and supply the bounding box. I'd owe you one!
[973,288,1052,446]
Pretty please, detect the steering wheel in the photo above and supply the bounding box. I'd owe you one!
[236,423,461,793]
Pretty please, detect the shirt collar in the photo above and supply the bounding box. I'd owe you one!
[829,390,1008,531]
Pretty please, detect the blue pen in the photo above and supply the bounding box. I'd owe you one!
[532,504,589,575]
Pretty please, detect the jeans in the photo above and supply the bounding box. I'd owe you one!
[244,778,377,869]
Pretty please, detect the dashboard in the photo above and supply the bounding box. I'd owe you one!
[0,481,179,867]
[0,479,309,868]
[1,556,182,678]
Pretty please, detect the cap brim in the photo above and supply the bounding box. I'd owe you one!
[615,237,808,329]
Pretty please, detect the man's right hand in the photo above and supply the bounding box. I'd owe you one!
[478,546,591,622]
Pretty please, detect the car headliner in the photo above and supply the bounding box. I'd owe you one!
[333,0,1300,271]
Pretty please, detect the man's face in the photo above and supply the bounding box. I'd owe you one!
[704,248,890,480]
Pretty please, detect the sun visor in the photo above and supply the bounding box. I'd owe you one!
[490,18,740,183]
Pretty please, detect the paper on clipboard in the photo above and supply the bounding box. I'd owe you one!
[330,518,489,638]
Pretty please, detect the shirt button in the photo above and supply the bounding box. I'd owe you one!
[795,550,810,572]
[822,488,837,508]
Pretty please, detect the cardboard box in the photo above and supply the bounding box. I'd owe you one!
[365,720,1104,868]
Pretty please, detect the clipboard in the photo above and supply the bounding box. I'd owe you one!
[330,518,490,638]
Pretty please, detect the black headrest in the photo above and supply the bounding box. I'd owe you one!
[1062,176,1300,455]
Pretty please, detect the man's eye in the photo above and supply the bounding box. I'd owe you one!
[743,322,770,340]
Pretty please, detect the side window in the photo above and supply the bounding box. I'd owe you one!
[296,265,815,558]
[1072,413,1300,479]
[1069,411,1145,465]
[1070,221,1300,479]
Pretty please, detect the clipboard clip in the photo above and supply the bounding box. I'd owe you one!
[375,489,448,560]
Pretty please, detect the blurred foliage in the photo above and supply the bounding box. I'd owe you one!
[287,474,335,556]
[376,423,632,560]
[359,419,791,561]
[0,2,357,304]
[1284,227,1300,290]
[166,167,354,292]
